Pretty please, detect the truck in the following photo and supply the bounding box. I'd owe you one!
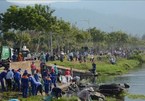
[0,46,11,70]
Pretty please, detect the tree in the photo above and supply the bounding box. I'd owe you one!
[107,31,128,49]
[0,4,56,51]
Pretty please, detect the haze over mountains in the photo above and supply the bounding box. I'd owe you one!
[1,0,145,36]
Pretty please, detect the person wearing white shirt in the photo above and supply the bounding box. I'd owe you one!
[6,69,14,91]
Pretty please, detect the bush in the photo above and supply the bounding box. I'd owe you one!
[128,54,143,63]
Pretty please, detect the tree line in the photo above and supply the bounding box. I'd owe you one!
[0,4,145,53]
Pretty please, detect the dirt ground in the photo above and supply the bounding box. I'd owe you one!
[10,60,41,73]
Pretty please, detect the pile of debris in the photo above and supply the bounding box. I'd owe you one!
[63,82,130,101]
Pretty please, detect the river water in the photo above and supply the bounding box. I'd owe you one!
[97,64,145,101]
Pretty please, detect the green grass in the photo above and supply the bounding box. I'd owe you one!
[47,57,140,75]
[51,96,79,101]
[0,91,79,101]
[127,93,145,100]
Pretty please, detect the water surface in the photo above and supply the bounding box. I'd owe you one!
[97,64,145,101]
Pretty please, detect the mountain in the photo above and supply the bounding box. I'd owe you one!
[53,8,145,36]
[0,0,12,13]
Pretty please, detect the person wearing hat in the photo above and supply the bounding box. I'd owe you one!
[77,87,94,101]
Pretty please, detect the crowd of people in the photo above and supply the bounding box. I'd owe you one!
[0,60,74,99]
[1,48,132,100]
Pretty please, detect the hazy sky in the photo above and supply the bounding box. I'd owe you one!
[2,0,145,36]
[6,0,145,20]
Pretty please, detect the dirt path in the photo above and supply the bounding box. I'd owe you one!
[10,60,41,73]
[10,60,87,74]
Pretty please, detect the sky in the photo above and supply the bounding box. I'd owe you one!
[6,0,81,4]
[6,0,145,20]
[2,0,145,36]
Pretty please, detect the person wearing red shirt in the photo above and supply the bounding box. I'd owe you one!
[65,69,72,82]
[31,61,36,75]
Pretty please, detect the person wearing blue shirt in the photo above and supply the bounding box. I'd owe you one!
[0,69,7,91]
[13,70,21,91]
[34,69,41,82]
[50,69,57,87]
[28,74,37,96]
[5,69,14,91]
[21,74,29,98]
[28,74,43,96]
[44,76,52,95]
[23,70,28,76]
[35,82,43,95]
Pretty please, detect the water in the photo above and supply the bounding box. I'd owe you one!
[97,64,145,101]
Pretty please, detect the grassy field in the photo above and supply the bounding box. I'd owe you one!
[47,57,140,75]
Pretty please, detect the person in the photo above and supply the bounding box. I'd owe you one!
[65,69,72,82]
[77,87,94,101]
[109,56,116,64]
[31,61,36,75]
[44,76,52,95]
[34,69,41,82]
[35,82,43,95]
[0,69,7,91]
[52,63,58,75]
[44,87,63,101]
[40,62,48,77]
[45,52,49,62]
[40,52,46,63]
[57,70,62,83]
[51,87,63,99]
[60,52,64,62]
[12,53,17,62]
[13,70,21,91]
[50,68,57,87]
[21,73,29,98]
[89,62,96,75]
[28,74,37,96]
[17,53,23,61]
[23,70,28,76]
[5,69,14,91]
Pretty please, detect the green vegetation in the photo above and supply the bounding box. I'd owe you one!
[48,57,140,75]
[51,96,78,101]
[0,92,79,101]
[127,93,145,100]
